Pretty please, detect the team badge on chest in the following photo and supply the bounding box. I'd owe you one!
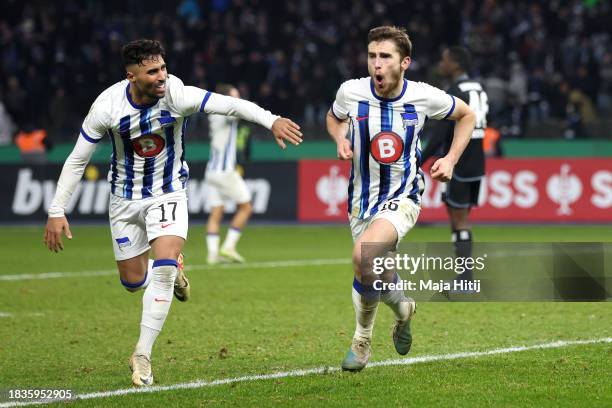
[400,111,419,129]
[370,131,404,164]
[132,134,165,157]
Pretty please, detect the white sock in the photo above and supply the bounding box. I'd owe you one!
[222,227,241,250]
[352,288,379,340]
[207,234,220,257]
[136,259,178,357]
[135,325,159,357]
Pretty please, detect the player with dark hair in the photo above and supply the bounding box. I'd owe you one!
[422,46,489,284]
[44,39,302,386]
[327,27,476,371]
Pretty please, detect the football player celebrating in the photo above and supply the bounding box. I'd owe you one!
[327,26,475,371]
[44,39,302,386]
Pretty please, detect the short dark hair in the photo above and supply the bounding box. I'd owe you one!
[122,39,166,67]
[367,26,412,59]
[446,46,472,72]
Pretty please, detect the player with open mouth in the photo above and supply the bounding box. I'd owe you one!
[327,25,476,371]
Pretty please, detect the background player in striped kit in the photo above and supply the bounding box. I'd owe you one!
[422,47,488,285]
[327,26,476,371]
[43,39,302,386]
[204,84,252,264]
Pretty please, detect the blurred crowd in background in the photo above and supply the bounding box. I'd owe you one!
[1,0,611,147]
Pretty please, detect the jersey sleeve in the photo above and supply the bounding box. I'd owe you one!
[331,82,350,120]
[80,96,111,143]
[420,82,456,120]
[167,75,209,116]
[48,136,98,217]
[202,93,278,130]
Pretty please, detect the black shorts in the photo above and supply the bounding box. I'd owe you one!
[442,177,481,209]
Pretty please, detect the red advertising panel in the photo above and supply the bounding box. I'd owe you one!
[299,159,612,222]
[298,160,351,221]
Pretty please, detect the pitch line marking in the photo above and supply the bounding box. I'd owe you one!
[1,337,610,407]
[0,258,351,282]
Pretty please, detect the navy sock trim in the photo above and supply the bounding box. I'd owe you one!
[121,270,148,288]
[152,259,178,268]
[353,277,376,294]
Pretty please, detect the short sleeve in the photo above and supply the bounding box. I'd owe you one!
[80,97,110,143]
[420,82,456,120]
[167,75,209,116]
[331,82,350,120]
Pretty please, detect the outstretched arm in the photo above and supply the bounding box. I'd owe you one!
[203,93,302,149]
[326,110,352,160]
[430,98,475,182]
[44,136,97,252]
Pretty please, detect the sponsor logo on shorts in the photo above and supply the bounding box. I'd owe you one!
[115,237,131,249]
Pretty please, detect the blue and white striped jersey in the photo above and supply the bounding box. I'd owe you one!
[331,77,456,219]
[206,114,238,173]
[79,75,277,200]
[80,75,206,199]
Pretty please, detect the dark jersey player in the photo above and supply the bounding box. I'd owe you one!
[422,46,488,283]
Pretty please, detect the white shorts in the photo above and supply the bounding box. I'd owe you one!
[205,170,251,207]
[349,196,420,246]
[109,190,189,261]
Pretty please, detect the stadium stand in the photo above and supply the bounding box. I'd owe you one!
[0,0,610,142]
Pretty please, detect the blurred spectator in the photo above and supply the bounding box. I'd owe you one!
[14,124,51,163]
[483,126,502,158]
[0,94,16,145]
[48,87,77,140]
[0,0,610,141]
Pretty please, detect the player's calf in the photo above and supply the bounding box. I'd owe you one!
[452,229,473,282]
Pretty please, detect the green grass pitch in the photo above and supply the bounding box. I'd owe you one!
[0,224,611,407]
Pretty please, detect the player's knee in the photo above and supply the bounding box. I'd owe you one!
[352,246,366,277]
[239,201,253,215]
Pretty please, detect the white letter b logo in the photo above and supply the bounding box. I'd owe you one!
[378,139,395,159]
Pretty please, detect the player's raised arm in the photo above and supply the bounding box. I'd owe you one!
[326,109,352,160]
[201,92,302,149]
[430,98,475,182]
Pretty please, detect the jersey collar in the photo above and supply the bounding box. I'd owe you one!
[369,78,407,102]
[126,83,160,110]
